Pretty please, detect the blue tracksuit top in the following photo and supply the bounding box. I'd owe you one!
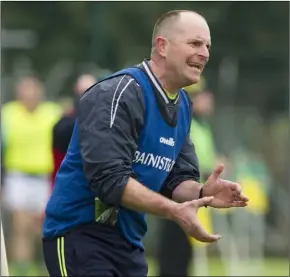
[43,66,191,249]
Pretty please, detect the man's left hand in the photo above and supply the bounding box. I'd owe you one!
[202,164,249,208]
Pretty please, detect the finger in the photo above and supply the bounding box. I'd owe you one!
[192,196,214,208]
[227,201,248,208]
[234,194,249,202]
[189,220,221,243]
[210,164,224,180]
[222,180,242,194]
[232,192,249,202]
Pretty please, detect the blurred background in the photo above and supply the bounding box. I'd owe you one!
[1,1,289,276]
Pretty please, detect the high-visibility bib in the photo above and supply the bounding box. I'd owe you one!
[241,177,269,214]
[2,101,62,174]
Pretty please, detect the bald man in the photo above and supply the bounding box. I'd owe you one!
[42,10,248,276]
[2,77,62,275]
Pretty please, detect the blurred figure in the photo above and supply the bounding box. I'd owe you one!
[157,78,216,276]
[51,74,96,189]
[187,79,218,276]
[1,77,62,275]
[1,143,5,188]
[187,77,215,180]
[228,147,270,275]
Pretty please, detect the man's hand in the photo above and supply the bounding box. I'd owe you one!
[203,164,249,208]
[171,196,222,243]
[120,178,221,243]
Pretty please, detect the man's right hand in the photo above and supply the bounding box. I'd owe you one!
[120,178,221,243]
[170,196,222,243]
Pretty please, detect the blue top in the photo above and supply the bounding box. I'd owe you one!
[43,66,191,249]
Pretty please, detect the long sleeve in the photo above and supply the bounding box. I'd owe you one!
[78,75,145,206]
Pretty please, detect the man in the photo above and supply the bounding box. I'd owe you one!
[42,10,248,276]
[1,77,61,275]
[51,74,96,188]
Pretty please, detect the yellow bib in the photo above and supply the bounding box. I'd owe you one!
[2,101,62,174]
[241,177,269,214]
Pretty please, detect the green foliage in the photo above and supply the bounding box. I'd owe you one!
[2,2,288,113]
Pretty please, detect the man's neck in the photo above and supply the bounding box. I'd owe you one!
[148,59,180,95]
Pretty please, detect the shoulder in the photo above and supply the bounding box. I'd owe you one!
[39,102,63,124]
[99,74,141,92]
[54,115,75,131]
[41,101,63,114]
[2,102,22,123]
[2,101,20,113]
[80,74,144,107]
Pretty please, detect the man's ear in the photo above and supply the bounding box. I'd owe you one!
[155,36,169,58]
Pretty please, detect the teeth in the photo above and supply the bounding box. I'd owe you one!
[188,63,201,69]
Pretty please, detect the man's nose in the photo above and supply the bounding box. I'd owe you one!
[197,46,209,60]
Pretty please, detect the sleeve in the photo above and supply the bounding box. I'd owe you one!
[78,75,145,207]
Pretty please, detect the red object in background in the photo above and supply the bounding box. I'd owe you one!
[50,114,76,190]
[51,148,66,190]
[42,115,75,221]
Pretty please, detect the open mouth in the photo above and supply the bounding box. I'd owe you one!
[187,62,203,70]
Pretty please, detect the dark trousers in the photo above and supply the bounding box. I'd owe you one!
[42,223,148,277]
[157,219,192,276]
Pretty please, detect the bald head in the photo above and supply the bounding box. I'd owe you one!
[149,10,211,91]
[74,74,96,96]
[151,10,207,50]
[16,77,44,111]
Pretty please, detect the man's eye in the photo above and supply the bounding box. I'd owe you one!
[190,41,200,47]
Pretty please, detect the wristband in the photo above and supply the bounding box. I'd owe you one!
[199,186,208,208]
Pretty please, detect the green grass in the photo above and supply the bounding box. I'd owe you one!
[147,256,289,276]
[8,256,288,276]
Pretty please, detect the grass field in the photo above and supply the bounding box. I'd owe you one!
[7,256,289,276]
[147,256,289,276]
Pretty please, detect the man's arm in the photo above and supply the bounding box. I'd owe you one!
[160,134,248,208]
[78,75,179,219]
[121,177,178,220]
[172,179,203,203]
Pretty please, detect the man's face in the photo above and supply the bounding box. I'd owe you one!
[75,75,96,96]
[17,78,43,111]
[165,14,211,87]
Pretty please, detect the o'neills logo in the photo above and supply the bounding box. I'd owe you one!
[160,137,175,147]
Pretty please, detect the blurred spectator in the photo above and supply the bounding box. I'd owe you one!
[228,147,271,274]
[1,144,5,187]
[1,77,62,275]
[51,74,96,189]
[157,77,217,276]
[187,77,216,180]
